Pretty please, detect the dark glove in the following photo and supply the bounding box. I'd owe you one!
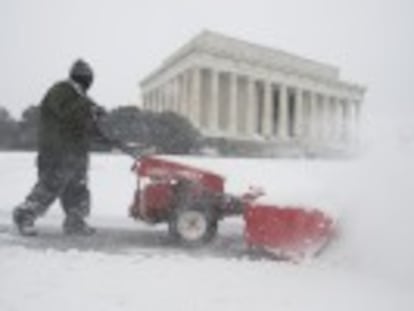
[138,146,157,157]
[114,141,157,159]
[90,104,107,121]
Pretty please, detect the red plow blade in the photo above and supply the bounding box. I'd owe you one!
[244,204,335,260]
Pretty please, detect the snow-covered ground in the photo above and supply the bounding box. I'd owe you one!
[1,143,414,310]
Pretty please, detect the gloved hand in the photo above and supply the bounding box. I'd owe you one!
[121,144,157,159]
[90,104,107,121]
[139,146,157,157]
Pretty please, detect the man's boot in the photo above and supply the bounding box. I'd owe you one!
[12,207,37,237]
[63,216,95,236]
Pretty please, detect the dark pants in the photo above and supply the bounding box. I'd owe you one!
[21,154,90,220]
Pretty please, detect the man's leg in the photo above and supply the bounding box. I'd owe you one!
[13,168,65,236]
[60,165,94,235]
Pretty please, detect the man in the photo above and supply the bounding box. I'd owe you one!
[13,59,106,236]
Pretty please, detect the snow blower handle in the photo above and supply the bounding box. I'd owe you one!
[110,139,156,160]
[90,105,156,160]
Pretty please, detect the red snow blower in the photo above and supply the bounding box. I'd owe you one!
[128,155,335,260]
[96,113,334,260]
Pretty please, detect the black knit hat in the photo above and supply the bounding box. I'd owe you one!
[69,59,94,90]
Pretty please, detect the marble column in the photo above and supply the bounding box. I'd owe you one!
[159,87,165,112]
[176,75,183,115]
[310,92,319,141]
[209,68,219,132]
[163,84,169,112]
[166,80,172,112]
[339,99,348,141]
[171,79,177,112]
[294,87,304,139]
[142,92,147,110]
[229,72,238,135]
[349,100,360,144]
[191,67,201,126]
[176,77,181,113]
[246,77,257,136]
[262,81,273,137]
[148,92,152,110]
[171,78,178,113]
[160,86,165,112]
[354,100,361,141]
[329,97,338,142]
[278,84,288,140]
[181,71,190,117]
[153,89,158,112]
[334,97,343,143]
[320,94,328,141]
[142,93,147,110]
[146,93,150,110]
[327,96,335,142]
[162,83,168,111]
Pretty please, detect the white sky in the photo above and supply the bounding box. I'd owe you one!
[1,0,413,129]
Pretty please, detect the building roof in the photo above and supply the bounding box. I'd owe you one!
[164,30,339,79]
[141,30,365,93]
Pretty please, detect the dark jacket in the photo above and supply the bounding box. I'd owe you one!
[37,80,99,166]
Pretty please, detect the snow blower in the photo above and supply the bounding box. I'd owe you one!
[127,155,335,260]
[96,116,334,260]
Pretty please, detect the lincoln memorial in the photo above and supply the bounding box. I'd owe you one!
[140,31,365,155]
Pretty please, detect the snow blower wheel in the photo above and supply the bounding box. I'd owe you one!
[169,207,218,247]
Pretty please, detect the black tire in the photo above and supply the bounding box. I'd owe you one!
[168,205,218,247]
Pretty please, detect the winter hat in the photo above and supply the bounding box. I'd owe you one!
[69,59,94,91]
